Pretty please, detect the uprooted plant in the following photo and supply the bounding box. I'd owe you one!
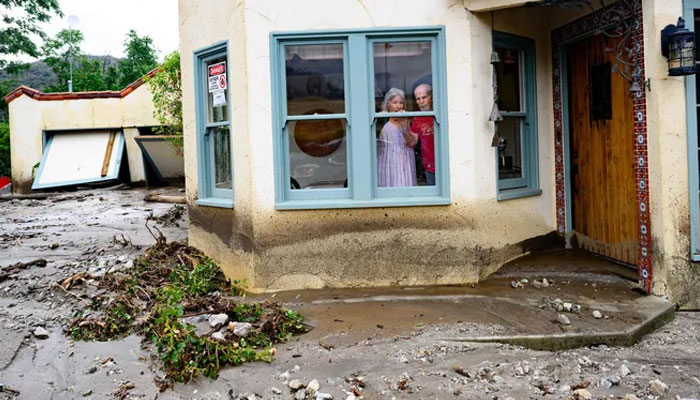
[63,225,305,387]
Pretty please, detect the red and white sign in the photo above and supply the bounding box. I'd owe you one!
[208,61,227,93]
[208,62,226,76]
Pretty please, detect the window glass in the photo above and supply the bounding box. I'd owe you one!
[285,44,345,116]
[497,117,523,180]
[206,56,228,123]
[212,126,232,190]
[373,41,432,112]
[376,116,436,187]
[289,119,348,190]
[495,47,521,112]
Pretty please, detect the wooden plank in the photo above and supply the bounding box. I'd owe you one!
[101,131,117,177]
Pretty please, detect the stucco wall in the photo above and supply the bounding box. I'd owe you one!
[180,0,559,291]
[8,84,158,193]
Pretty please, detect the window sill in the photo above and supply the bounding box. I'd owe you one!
[691,253,700,263]
[275,196,451,210]
[497,187,542,201]
[196,198,234,209]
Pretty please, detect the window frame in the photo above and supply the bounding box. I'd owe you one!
[194,41,235,208]
[270,26,450,210]
[684,0,700,261]
[493,31,542,201]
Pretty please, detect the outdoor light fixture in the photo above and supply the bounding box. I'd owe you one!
[661,17,697,76]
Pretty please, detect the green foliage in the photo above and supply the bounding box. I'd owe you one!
[0,0,63,73]
[0,121,9,177]
[168,258,222,297]
[117,30,158,88]
[146,51,182,137]
[69,297,139,341]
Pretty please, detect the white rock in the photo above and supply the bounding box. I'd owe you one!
[593,310,603,319]
[307,379,320,394]
[571,304,581,313]
[648,379,668,396]
[573,389,592,400]
[600,378,613,389]
[271,387,282,395]
[233,322,252,337]
[211,331,225,341]
[33,327,49,339]
[295,390,307,400]
[563,302,573,312]
[315,393,333,400]
[289,379,304,391]
[279,371,291,382]
[293,365,301,373]
[620,364,631,377]
[542,278,550,287]
[209,313,229,328]
[557,314,571,325]
[622,395,640,400]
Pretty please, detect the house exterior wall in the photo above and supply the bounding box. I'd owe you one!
[7,84,158,193]
[180,0,560,292]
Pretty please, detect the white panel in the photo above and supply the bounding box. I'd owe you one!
[137,138,185,178]
[37,131,121,186]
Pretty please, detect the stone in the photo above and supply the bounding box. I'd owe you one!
[271,387,282,395]
[573,389,592,400]
[279,371,291,381]
[557,314,571,325]
[33,327,49,339]
[600,378,613,389]
[593,310,603,319]
[622,395,640,400]
[295,390,307,400]
[289,379,304,391]
[542,278,550,287]
[307,379,320,394]
[233,322,252,337]
[571,304,581,313]
[619,364,631,377]
[648,379,668,396]
[563,302,573,312]
[315,393,333,400]
[209,313,229,328]
[511,280,523,288]
[211,331,225,341]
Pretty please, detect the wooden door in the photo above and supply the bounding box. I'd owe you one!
[567,33,639,265]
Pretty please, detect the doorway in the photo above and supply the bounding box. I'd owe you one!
[566,33,639,266]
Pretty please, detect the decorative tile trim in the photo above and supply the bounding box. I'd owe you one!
[551,0,652,292]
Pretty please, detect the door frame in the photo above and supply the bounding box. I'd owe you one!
[551,0,652,292]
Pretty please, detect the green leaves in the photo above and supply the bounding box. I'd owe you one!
[0,0,62,71]
[146,51,182,138]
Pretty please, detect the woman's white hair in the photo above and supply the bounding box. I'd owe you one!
[381,88,405,112]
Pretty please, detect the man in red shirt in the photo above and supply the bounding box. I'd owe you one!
[411,83,435,185]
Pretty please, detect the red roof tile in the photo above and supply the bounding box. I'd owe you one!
[3,67,162,104]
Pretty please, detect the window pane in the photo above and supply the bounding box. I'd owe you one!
[376,117,436,187]
[495,47,522,112]
[285,44,345,116]
[497,117,523,180]
[206,57,228,123]
[212,126,232,190]
[373,41,432,112]
[289,119,347,190]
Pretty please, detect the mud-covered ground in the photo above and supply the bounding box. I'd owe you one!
[0,189,699,400]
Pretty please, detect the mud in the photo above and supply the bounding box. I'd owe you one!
[1,191,699,400]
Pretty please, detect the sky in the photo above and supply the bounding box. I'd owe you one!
[44,0,179,61]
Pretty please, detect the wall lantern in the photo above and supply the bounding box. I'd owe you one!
[661,17,697,76]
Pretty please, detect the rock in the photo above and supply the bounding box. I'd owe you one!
[209,313,229,328]
[571,304,581,313]
[399,354,409,363]
[33,326,49,339]
[520,279,529,284]
[307,379,320,395]
[622,395,640,400]
[211,331,226,341]
[315,393,333,400]
[295,390,307,400]
[557,314,571,325]
[233,322,252,337]
[542,278,550,287]
[510,280,523,288]
[346,395,356,400]
[593,310,603,319]
[648,379,668,396]
[492,375,504,384]
[600,378,613,389]
[289,379,304,391]
[573,389,592,400]
[279,371,291,382]
[271,387,282,395]
[563,302,573,312]
[293,365,301,373]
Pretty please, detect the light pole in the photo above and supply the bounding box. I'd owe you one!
[67,15,79,92]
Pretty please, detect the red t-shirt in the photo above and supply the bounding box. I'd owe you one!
[410,116,435,173]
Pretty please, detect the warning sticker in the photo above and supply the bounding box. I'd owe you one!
[207,61,226,93]
[212,90,226,107]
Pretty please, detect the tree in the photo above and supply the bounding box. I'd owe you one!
[146,51,182,140]
[41,28,109,92]
[118,29,158,88]
[1,0,62,73]
[0,121,10,177]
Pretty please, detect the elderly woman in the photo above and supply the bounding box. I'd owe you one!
[377,88,418,187]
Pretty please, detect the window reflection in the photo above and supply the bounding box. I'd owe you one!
[285,44,345,115]
[289,119,347,190]
[373,41,432,112]
[213,126,232,189]
[495,47,522,112]
[497,117,523,180]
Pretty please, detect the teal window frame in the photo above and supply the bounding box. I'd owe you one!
[684,0,700,261]
[493,31,541,201]
[270,26,450,210]
[193,41,234,208]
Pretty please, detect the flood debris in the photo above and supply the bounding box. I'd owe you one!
[60,228,306,388]
[0,259,47,282]
[143,193,186,204]
[150,204,186,227]
[113,381,135,400]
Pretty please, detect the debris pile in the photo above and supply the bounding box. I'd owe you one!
[62,229,306,387]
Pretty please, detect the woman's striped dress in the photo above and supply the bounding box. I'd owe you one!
[377,121,417,187]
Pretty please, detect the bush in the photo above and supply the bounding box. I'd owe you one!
[0,122,10,178]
